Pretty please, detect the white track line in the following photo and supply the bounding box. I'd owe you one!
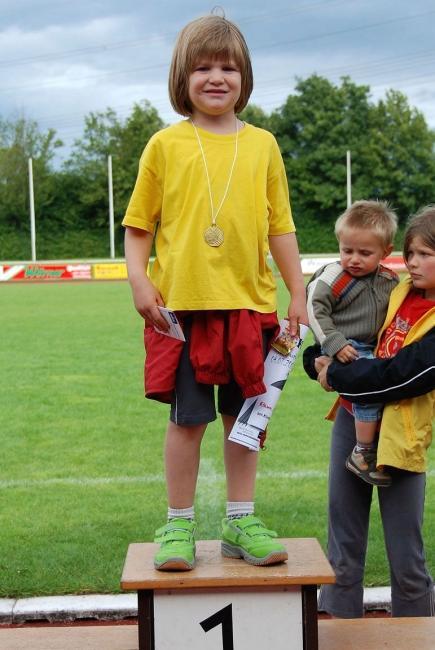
[0,469,328,490]
[2,468,434,490]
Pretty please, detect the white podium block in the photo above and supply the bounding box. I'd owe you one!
[155,588,302,649]
[121,538,335,650]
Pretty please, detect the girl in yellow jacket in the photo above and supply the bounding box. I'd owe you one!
[375,275,434,473]
[317,206,435,618]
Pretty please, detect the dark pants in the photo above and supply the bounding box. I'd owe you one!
[318,407,434,618]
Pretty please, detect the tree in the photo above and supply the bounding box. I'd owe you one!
[366,90,435,219]
[2,79,434,260]
[0,117,62,230]
[65,101,164,236]
[239,104,270,130]
[270,75,374,224]
[269,75,435,233]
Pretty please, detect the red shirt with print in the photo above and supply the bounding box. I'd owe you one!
[377,289,435,358]
[340,288,435,414]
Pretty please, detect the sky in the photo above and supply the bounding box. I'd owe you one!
[1,0,435,165]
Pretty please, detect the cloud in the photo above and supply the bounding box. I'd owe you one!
[1,0,434,166]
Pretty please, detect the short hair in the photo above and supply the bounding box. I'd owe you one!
[403,205,435,259]
[335,200,398,248]
[168,15,253,116]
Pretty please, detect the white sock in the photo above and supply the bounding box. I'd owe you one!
[355,442,376,452]
[226,501,254,519]
[167,506,195,521]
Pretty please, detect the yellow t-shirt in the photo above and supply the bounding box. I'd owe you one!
[122,120,295,312]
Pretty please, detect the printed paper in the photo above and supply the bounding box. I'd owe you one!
[229,321,309,451]
[154,307,186,341]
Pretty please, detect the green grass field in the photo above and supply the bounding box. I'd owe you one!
[1,280,434,598]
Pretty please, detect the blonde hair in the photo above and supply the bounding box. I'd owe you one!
[335,200,398,248]
[168,15,253,116]
[403,205,435,259]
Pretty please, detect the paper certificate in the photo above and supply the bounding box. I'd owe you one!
[154,307,186,341]
[228,321,309,451]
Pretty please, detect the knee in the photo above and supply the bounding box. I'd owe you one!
[330,542,366,585]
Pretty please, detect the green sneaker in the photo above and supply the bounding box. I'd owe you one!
[153,518,196,571]
[221,514,288,566]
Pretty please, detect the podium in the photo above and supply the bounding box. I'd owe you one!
[121,538,335,650]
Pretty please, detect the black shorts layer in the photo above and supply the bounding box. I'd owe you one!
[170,317,268,426]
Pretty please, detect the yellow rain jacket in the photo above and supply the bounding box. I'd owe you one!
[327,277,435,472]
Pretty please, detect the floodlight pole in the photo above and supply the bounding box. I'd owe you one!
[28,157,36,261]
[346,150,352,208]
[108,154,115,259]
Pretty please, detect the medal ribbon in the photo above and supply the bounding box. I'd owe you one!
[191,118,239,232]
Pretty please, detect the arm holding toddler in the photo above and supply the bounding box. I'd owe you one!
[315,330,435,401]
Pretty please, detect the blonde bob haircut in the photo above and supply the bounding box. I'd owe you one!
[169,15,253,116]
[335,200,398,248]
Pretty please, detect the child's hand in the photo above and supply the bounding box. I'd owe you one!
[314,355,334,390]
[336,344,359,363]
[132,280,169,331]
[317,363,334,391]
[314,355,332,374]
[286,296,309,337]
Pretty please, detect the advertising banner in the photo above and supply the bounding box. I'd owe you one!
[0,264,92,281]
[93,263,128,280]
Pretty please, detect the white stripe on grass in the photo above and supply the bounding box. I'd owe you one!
[1,469,328,490]
[197,457,224,513]
[4,468,435,490]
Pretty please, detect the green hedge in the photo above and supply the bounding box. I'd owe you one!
[0,221,406,262]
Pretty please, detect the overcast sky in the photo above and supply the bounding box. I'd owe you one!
[2,0,435,164]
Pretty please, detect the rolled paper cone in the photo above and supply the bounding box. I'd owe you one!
[229,322,309,450]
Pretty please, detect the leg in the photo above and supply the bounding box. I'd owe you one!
[354,419,378,446]
[378,470,435,617]
[154,421,205,570]
[137,590,154,650]
[165,421,207,508]
[217,333,287,566]
[347,342,390,485]
[218,329,270,502]
[347,417,391,487]
[302,586,318,650]
[167,316,216,507]
[222,414,258,501]
[220,413,287,565]
[318,407,373,618]
[154,318,214,571]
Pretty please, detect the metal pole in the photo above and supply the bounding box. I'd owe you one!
[346,150,352,208]
[28,157,36,261]
[108,155,115,259]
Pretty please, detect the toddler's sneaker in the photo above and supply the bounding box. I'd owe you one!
[221,514,288,566]
[346,448,392,487]
[153,518,196,571]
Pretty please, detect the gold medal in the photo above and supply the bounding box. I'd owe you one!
[191,119,239,248]
[204,225,224,247]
